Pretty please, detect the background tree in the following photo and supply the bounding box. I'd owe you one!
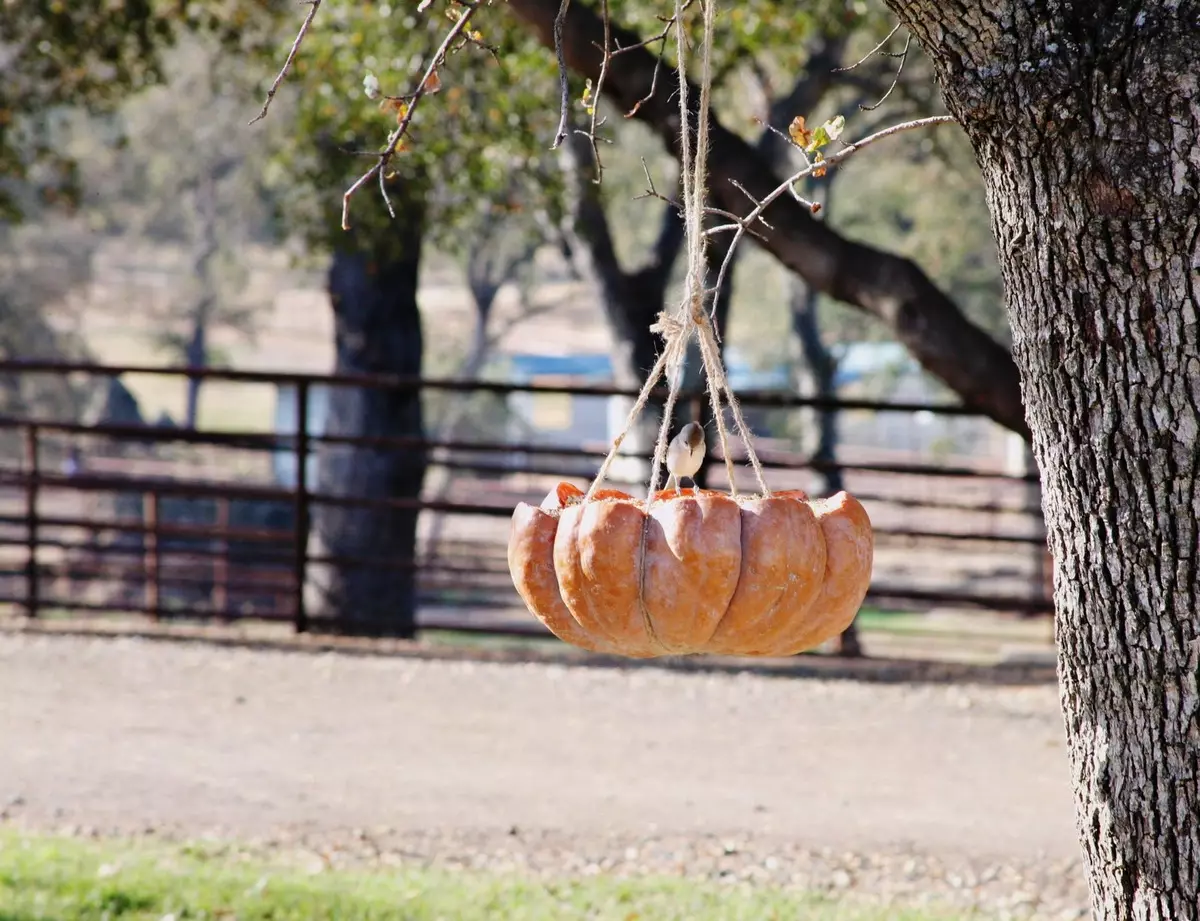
[872,3,1199,918]
[0,211,93,424]
[0,1,274,221]
[75,35,289,428]
[269,2,562,635]
[0,1,275,430]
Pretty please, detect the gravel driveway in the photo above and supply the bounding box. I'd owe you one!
[0,632,1089,918]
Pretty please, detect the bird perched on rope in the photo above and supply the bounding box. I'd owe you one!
[666,421,706,494]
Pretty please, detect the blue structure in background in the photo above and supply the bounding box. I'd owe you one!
[272,383,328,489]
[269,346,923,489]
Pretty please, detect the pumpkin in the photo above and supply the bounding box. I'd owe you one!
[507,482,873,658]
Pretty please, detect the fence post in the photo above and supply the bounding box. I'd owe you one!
[143,491,160,620]
[212,496,229,621]
[293,380,310,633]
[23,424,39,619]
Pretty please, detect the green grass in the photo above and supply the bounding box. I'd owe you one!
[0,831,975,921]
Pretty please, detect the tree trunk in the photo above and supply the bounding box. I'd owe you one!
[183,322,205,430]
[306,204,428,638]
[791,280,859,659]
[183,173,218,429]
[789,176,844,501]
[752,61,855,653]
[883,3,1200,917]
[791,286,842,494]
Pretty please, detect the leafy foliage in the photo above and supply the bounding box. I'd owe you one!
[0,0,279,221]
[269,0,565,260]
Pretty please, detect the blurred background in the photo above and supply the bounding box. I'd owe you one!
[0,0,1051,662]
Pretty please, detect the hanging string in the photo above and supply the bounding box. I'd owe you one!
[584,0,771,503]
[583,342,674,502]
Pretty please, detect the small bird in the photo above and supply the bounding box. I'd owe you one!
[666,421,706,494]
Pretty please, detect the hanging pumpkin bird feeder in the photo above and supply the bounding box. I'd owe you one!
[509,483,872,658]
[507,0,872,658]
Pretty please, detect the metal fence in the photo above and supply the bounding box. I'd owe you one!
[0,360,1052,641]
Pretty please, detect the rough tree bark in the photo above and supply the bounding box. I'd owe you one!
[506,0,1029,438]
[880,2,1200,918]
[306,200,429,638]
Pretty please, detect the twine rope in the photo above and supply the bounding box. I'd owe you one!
[584,0,770,503]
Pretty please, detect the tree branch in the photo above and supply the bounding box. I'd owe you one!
[506,0,1028,438]
[249,0,322,125]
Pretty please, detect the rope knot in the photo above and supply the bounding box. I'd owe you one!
[649,311,686,341]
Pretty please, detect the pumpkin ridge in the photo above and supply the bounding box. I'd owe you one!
[554,505,595,639]
[705,499,751,651]
[556,515,592,637]
[752,499,818,655]
[635,504,668,654]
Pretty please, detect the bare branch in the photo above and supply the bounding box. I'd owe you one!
[551,0,573,147]
[507,0,1027,436]
[709,115,955,301]
[832,23,902,73]
[341,1,481,230]
[859,34,912,112]
[249,0,322,125]
[581,0,612,178]
[618,1,693,118]
[574,0,693,175]
[753,116,796,151]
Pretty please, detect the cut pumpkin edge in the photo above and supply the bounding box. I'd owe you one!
[536,481,812,515]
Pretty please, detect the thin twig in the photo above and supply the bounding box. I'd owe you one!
[578,0,692,172]
[832,23,901,73]
[341,1,481,230]
[551,0,573,147]
[859,34,912,111]
[708,115,956,299]
[583,0,612,178]
[635,180,770,246]
[617,0,693,118]
[248,0,322,125]
[752,116,800,152]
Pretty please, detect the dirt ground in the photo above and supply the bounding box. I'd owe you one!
[0,632,1090,918]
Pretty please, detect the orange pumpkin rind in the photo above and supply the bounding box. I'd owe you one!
[507,482,873,658]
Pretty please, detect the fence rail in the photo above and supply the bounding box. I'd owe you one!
[0,360,1053,645]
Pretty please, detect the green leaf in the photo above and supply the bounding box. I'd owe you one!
[805,114,846,153]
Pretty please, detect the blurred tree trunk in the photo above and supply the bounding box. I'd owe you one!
[883,2,1200,917]
[306,197,428,637]
[790,282,843,496]
[183,172,218,429]
[420,216,542,568]
[788,176,844,501]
